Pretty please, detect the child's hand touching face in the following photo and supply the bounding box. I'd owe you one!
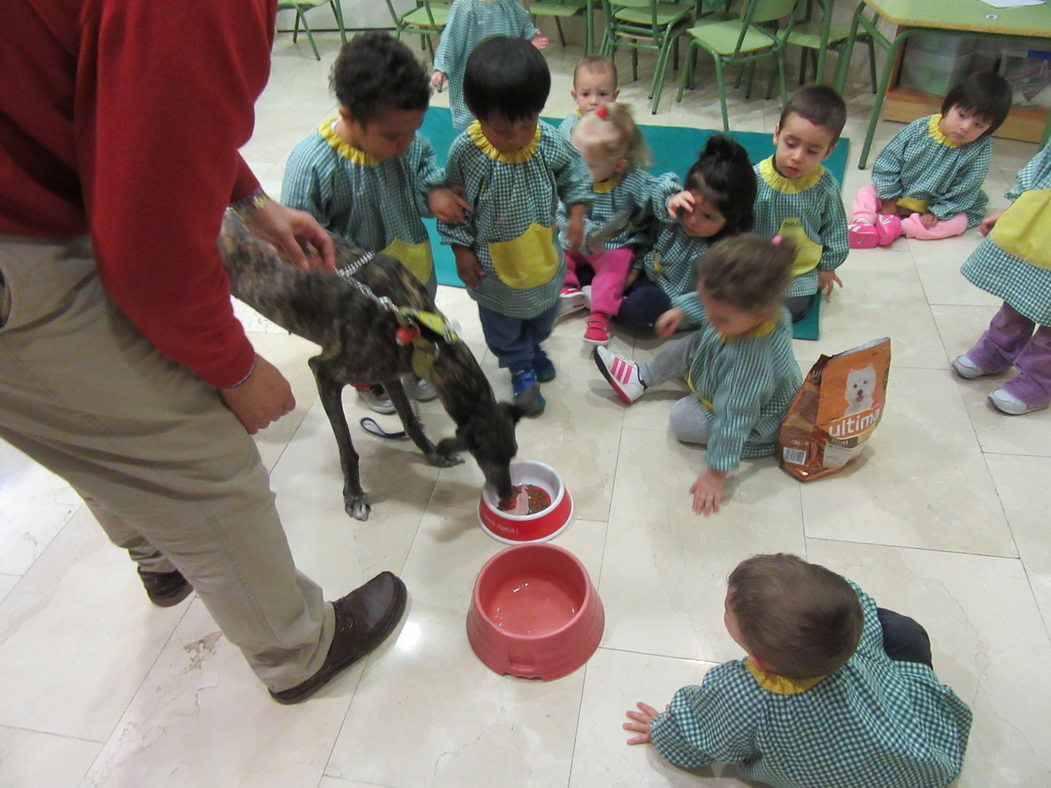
[669,190,727,239]
[623,701,661,745]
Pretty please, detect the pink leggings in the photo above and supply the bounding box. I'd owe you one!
[565,247,634,316]
[851,184,969,241]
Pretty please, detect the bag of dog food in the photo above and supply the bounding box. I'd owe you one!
[778,337,891,481]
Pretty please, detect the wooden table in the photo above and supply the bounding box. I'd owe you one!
[832,0,1051,168]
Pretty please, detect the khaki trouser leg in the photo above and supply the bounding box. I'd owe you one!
[0,235,333,692]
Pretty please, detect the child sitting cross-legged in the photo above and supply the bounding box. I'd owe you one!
[849,72,1012,249]
[594,235,802,515]
[282,32,470,414]
[437,36,592,416]
[624,553,973,788]
[754,84,849,322]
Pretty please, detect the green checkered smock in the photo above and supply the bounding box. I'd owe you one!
[281,120,444,291]
[437,120,592,318]
[432,0,539,130]
[558,166,660,251]
[872,114,992,228]
[650,582,973,787]
[961,142,1051,326]
[663,295,801,472]
[753,157,848,299]
[638,173,711,298]
[558,109,581,142]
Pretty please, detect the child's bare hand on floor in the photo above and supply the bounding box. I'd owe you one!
[690,468,726,515]
[428,187,472,224]
[655,307,684,337]
[623,701,660,745]
[979,210,1004,235]
[453,247,485,289]
[818,269,843,297]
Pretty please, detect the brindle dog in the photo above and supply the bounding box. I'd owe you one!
[217,212,524,520]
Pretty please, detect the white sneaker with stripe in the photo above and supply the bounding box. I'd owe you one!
[593,346,646,404]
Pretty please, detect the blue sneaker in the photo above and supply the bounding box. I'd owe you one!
[533,354,556,383]
[511,369,545,416]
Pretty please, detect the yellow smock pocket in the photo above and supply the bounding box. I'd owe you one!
[896,196,929,214]
[777,218,822,277]
[381,238,433,284]
[989,189,1051,270]
[487,223,558,289]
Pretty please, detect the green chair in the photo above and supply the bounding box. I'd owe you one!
[786,0,876,91]
[601,0,696,114]
[531,0,589,51]
[385,0,450,60]
[276,0,347,61]
[675,0,801,130]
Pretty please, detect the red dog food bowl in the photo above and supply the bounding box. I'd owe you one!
[466,543,604,680]
[478,460,573,544]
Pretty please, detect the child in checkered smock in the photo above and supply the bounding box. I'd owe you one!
[624,554,973,787]
[952,141,1051,415]
[282,32,470,414]
[617,135,757,330]
[557,54,619,143]
[753,85,849,322]
[430,0,548,130]
[594,236,801,516]
[849,72,1012,249]
[437,37,591,416]
[559,103,658,345]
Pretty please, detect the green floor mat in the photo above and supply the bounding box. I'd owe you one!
[421,106,848,341]
[792,293,821,341]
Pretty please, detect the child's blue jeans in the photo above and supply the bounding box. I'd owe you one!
[478,302,559,375]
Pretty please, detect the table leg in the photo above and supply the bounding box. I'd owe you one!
[586,0,595,55]
[833,2,864,95]
[860,29,914,169]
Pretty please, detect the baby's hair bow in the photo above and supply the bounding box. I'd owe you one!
[596,106,610,120]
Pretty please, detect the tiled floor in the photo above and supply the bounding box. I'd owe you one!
[2,28,1050,788]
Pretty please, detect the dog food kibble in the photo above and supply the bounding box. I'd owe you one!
[497,484,551,514]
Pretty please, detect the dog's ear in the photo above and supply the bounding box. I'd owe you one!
[436,430,468,455]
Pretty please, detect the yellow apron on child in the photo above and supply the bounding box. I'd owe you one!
[776,217,823,278]
[989,189,1051,270]
[487,223,559,289]
[381,238,434,285]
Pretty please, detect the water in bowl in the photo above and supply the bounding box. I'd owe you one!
[486,571,581,636]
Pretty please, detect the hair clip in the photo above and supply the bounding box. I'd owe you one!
[771,235,783,246]
[595,106,609,120]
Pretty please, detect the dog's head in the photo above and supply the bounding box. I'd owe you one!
[436,400,529,503]
[846,364,876,410]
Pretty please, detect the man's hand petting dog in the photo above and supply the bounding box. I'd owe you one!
[427,187,472,224]
[245,200,336,272]
[220,355,296,434]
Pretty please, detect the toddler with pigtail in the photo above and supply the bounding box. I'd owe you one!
[560,103,659,344]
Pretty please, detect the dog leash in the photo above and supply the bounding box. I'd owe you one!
[359,417,407,440]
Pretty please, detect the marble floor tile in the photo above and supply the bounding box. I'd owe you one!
[801,366,1016,556]
[0,726,102,788]
[0,574,18,606]
[599,428,804,662]
[0,440,81,576]
[83,598,353,788]
[571,648,747,787]
[807,540,1051,786]
[0,508,186,740]
[911,232,1001,309]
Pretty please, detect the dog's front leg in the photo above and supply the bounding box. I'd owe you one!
[310,359,371,520]
[385,377,464,468]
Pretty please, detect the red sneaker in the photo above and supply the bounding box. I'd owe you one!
[583,313,611,345]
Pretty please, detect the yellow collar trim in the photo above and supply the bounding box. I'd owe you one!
[573,107,583,117]
[592,172,623,193]
[745,659,826,694]
[719,312,780,343]
[467,120,541,163]
[319,116,380,167]
[759,156,824,194]
[928,114,958,148]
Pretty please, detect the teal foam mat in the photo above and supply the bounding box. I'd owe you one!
[421,106,848,340]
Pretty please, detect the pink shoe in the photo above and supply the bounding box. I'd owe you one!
[583,313,611,345]
[848,221,879,249]
[876,214,902,246]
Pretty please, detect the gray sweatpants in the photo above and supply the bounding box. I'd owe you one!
[638,333,712,445]
[0,235,334,692]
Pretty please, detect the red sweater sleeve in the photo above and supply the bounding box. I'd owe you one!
[75,0,275,387]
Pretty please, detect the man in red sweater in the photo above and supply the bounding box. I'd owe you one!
[0,0,406,704]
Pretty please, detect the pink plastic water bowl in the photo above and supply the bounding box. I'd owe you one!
[466,543,605,680]
[477,460,573,544]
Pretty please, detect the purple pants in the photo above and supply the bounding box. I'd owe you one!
[564,247,634,316]
[967,301,1051,408]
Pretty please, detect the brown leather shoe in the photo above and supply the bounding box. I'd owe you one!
[270,571,407,705]
[138,566,193,607]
